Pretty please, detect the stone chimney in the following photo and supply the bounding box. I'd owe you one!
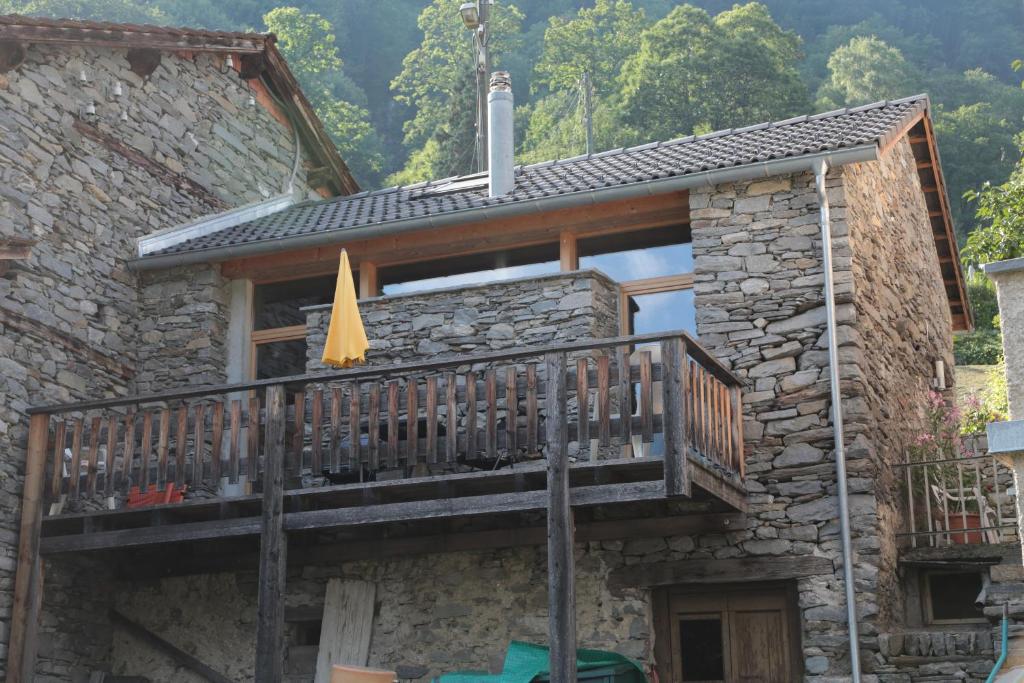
[487,71,514,197]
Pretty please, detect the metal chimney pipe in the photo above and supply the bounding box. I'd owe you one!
[487,71,514,197]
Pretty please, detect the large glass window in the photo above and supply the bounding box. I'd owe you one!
[252,274,344,379]
[381,243,560,296]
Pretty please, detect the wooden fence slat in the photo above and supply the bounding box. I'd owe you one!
[50,421,66,500]
[104,414,119,497]
[247,395,260,480]
[367,383,380,470]
[526,364,538,455]
[465,372,477,459]
[617,346,632,448]
[121,412,136,488]
[387,381,399,468]
[156,409,171,491]
[85,417,101,498]
[67,419,84,500]
[506,366,518,460]
[229,400,241,484]
[486,370,497,461]
[192,403,206,486]
[175,406,188,488]
[640,350,654,445]
[597,355,610,448]
[445,373,457,462]
[292,392,305,473]
[348,384,361,471]
[311,389,323,475]
[140,411,154,493]
[734,385,744,477]
[576,358,590,461]
[210,401,224,484]
[661,337,690,497]
[407,378,419,465]
[330,387,342,473]
[426,376,438,465]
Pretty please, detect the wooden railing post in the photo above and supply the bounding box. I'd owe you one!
[544,352,577,683]
[255,385,287,683]
[661,337,691,497]
[8,413,51,683]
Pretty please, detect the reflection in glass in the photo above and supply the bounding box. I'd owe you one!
[581,242,693,281]
[630,289,696,335]
[383,261,560,296]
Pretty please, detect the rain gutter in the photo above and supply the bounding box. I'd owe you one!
[812,157,862,681]
[129,144,878,271]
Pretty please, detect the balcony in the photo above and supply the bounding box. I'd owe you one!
[26,331,747,560]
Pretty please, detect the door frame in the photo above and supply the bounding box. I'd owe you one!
[652,581,803,682]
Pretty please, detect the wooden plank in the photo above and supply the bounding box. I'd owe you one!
[559,230,578,270]
[210,402,224,484]
[617,346,632,449]
[639,350,653,445]
[175,406,188,488]
[367,383,380,470]
[465,372,477,458]
[156,409,170,490]
[445,373,457,462]
[597,355,610,447]
[192,403,206,486]
[68,418,84,500]
[425,376,438,465]
[111,610,233,683]
[86,417,102,498]
[485,370,497,461]
[387,381,399,468]
[576,358,590,461]
[247,395,260,481]
[329,387,343,474]
[228,400,242,484]
[407,378,419,465]
[526,364,538,455]
[314,579,376,683]
[121,412,136,488]
[505,366,518,460]
[661,337,690,497]
[544,352,577,683]
[348,384,360,471]
[310,389,323,475]
[7,414,50,683]
[292,391,305,473]
[140,411,154,493]
[255,385,287,683]
[104,415,119,497]
[609,556,835,590]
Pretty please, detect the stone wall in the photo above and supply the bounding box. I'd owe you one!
[0,41,319,679]
[305,270,622,371]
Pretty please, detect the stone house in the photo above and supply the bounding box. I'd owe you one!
[2,24,1020,681]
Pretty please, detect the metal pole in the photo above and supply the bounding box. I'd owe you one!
[813,159,862,681]
[475,0,490,172]
[582,71,594,155]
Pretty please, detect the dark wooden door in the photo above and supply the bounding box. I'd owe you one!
[659,585,799,683]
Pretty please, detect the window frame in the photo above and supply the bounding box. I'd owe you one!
[619,273,695,335]
[249,324,308,381]
[921,569,988,625]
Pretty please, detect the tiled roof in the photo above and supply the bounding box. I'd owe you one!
[0,14,266,46]
[147,95,929,258]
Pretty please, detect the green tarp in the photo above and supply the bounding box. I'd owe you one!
[434,641,648,683]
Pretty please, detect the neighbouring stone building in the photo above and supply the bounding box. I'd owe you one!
[0,14,358,681]
[2,23,1020,681]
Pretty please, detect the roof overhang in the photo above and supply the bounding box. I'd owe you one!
[0,14,359,197]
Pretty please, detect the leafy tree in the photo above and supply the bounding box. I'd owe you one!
[619,2,809,141]
[264,7,384,186]
[961,142,1024,266]
[815,36,916,109]
[390,0,524,183]
[0,0,167,23]
[534,0,647,98]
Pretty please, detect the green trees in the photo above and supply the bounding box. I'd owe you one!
[618,3,808,141]
[815,36,915,109]
[263,7,384,187]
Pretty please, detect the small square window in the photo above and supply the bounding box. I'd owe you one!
[924,571,986,624]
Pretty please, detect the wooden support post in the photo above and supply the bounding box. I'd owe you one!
[544,352,577,683]
[8,414,50,683]
[559,231,578,271]
[661,337,691,497]
[358,261,379,299]
[255,385,287,683]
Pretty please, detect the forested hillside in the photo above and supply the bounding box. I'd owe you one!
[3,0,1023,248]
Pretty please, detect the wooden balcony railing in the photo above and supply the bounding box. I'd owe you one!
[29,331,744,517]
[900,447,1018,548]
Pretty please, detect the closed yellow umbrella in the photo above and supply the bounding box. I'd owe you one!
[321,250,369,368]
